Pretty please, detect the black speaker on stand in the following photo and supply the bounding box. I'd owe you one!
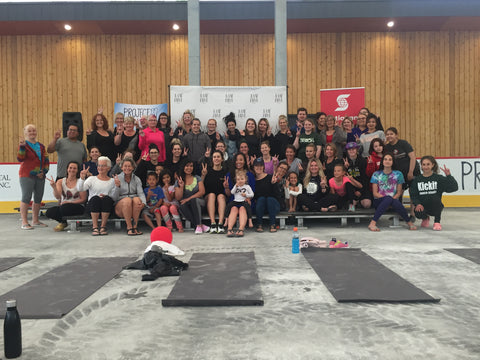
[62,112,84,141]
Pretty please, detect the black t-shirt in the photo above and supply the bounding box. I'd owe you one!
[323,158,343,180]
[254,174,279,200]
[244,134,261,157]
[385,140,415,176]
[203,167,227,195]
[134,160,157,187]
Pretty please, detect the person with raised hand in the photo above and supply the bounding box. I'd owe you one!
[114,116,138,156]
[368,153,416,232]
[358,113,385,158]
[273,115,294,160]
[77,157,119,236]
[173,110,194,138]
[252,158,281,233]
[319,115,347,159]
[138,114,166,164]
[241,118,262,157]
[294,118,323,162]
[115,158,146,236]
[18,124,50,230]
[410,156,458,231]
[47,124,87,179]
[45,161,87,231]
[86,112,116,164]
[201,151,228,234]
[174,160,209,234]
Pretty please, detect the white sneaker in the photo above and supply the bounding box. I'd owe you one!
[195,225,203,234]
[209,224,217,234]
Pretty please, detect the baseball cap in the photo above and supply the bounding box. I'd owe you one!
[253,158,265,166]
[345,142,360,150]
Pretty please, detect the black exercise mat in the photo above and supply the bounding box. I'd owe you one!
[162,252,264,306]
[302,248,440,303]
[0,257,33,273]
[446,248,480,265]
[0,257,135,319]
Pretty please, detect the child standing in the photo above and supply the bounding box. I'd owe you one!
[410,156,458,231]
[225,170,254,237]
[159,170,184,232]
[142,172,165,229]
[285,171,302,212]
[329,164,363,211]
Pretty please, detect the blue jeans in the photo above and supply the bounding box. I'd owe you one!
[255,196,280,226]
[372,196,409,222]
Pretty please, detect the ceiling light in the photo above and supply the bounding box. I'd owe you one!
[64,24,72,31]
[387,21,394,28]
[172,24,180,31]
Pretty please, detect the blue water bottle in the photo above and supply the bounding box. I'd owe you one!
[292,227,300,254]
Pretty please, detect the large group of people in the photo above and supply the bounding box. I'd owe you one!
[17,106,458,236]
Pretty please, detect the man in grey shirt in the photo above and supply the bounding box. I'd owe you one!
[47,124,87,179]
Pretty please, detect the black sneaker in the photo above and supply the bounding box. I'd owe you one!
[217,224,225,234]
[209,223,218,234]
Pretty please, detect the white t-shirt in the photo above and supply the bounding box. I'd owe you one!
[231,184,254,202]
[77,176,119,201]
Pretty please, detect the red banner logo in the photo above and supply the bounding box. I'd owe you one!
[320,87,365,125]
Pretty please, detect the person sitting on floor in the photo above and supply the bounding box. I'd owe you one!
[409,155,458,231]
[368,153,417,232]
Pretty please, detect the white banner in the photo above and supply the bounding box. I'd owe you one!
[170,86,288,133]
[0,164,57,202]
[114,102,168,121]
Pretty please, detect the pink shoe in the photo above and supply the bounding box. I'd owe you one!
[433,223,442,231]
[421,217,430,228]
[329,240,349,248]
[195,225,203,234]
[201,224,210,233]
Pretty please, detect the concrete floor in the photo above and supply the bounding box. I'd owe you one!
[0,209,479,360]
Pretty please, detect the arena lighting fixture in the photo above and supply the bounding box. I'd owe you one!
[172,24,180,31]
[387,21,395,28]
[64,24,72,31]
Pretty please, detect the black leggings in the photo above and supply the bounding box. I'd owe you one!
[414,197,444,223]
[87,196,114,214]
[297,193,337,211]
[334,182,356,209]
[46,203,85,223]
[179,198,205,226]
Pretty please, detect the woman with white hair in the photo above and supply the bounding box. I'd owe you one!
[17,124,50,230]
[78,156,119,236]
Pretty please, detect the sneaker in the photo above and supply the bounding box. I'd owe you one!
[329,240,349,248]
[195,225,203,234]
[217,224,225,234]
[421,217,430,228]
[209,223,218,234]
[201,224,210,233]
[54,223,67,232]
[329,239,337,247]
[348,204,355,212]
[433,223,442,231]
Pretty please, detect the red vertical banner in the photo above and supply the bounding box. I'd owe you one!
[320,87,365,125]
